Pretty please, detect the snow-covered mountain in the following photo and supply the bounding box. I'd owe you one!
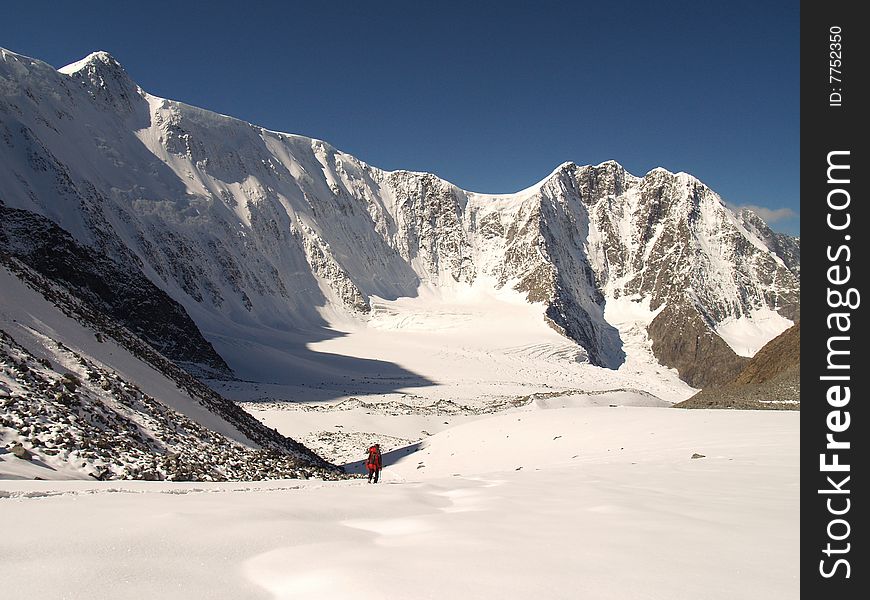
[0,48,799,391]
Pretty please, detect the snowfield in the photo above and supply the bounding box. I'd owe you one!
[1,407,799,600]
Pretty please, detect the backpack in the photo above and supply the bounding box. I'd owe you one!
[367,446,381,468]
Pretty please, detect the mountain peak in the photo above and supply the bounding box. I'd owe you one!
[542,160,579,180]
[645,166,672,176]
[594,159,624,170]
[57,50,139,113]
[58,50,123,75]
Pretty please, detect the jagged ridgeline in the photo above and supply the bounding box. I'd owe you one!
[1,48,798,389]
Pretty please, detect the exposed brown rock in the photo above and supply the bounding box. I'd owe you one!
[733,322,800,385]
[648,304,748,388]
[675,322,800,409]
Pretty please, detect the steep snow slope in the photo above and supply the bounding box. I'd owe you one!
[0,262,336,481]
[0,48,799,388]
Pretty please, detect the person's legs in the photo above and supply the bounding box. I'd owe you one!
[373,469,380,483]
[367,469,373,483]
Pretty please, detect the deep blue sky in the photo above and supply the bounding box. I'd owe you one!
[3,0,799,234]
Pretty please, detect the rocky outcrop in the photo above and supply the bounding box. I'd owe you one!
[0,326,339,480]
[675,322,800,409]
[649,304,749,389]
[1,253,340,467]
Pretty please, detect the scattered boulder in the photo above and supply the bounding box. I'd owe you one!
[61,373,80,392]
[691,453,706,459]
[11,443,34,461]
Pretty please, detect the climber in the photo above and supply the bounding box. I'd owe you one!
[366,443,382,483]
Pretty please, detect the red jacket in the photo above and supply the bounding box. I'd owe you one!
[366,446,382,471]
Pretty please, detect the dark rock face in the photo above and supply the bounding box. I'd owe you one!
[532,168,625,368]
[675,322,800,409]
[648,304,748,388]
[0,204,232,379]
